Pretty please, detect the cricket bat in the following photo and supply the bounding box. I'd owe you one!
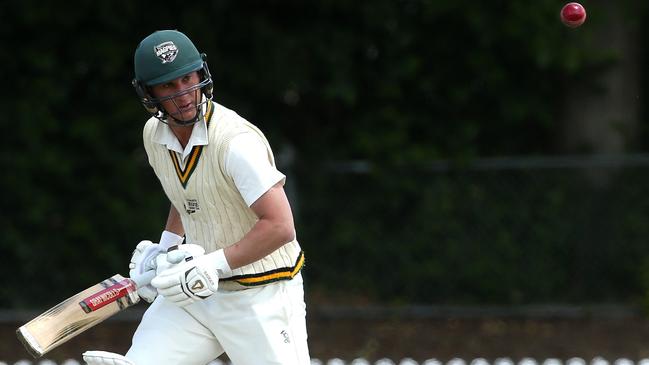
[15,247,190,358]
[16,271,154,358]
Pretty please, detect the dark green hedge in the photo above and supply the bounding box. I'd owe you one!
[298,162,649,305]
[1,0,648,307]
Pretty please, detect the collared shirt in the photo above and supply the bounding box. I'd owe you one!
[152,117,209,164]
[150,104,285,206]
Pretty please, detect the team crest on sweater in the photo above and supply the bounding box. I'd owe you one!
[184,199,200,214]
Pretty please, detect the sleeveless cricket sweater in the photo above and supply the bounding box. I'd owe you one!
[142,101,304,290]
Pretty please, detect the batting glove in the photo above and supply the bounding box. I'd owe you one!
[151,247,231,307]
[128,231,184,303]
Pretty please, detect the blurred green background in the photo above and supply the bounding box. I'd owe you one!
[3,0,649,311]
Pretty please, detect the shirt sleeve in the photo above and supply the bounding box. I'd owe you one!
[225,133,286,207]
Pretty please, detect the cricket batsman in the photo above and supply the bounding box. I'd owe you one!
[83,29,310,365]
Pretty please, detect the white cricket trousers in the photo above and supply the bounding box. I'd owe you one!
[126,273,310,365]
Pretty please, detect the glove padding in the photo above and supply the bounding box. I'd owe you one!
[83,350,134,365]
[128,240,161,303]
[129,232,184,303]
[151,247,231,307]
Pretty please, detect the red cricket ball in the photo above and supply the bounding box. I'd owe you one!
[560,2,587,28]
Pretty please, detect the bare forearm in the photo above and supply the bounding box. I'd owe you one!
[165,204,185,236]
[224,217,295,270]
[223,184,295,270]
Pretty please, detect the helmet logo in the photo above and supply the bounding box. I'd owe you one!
[154,41,179,64]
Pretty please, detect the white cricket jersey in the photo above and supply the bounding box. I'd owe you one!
[142,101,304,290]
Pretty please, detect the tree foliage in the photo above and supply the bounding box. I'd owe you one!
[1,0,647,307]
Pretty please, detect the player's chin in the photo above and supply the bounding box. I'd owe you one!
[170,110,198,124]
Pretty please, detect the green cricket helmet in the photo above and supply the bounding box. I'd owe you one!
[132,29,213,124]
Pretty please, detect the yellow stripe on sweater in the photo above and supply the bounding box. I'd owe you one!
[224,251,305,287]
[168,102,214,188]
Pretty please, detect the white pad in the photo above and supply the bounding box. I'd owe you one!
[83,350,135,365]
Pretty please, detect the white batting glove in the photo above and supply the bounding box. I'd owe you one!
[151,247,231,307]
[128,240,159,302]
[154,244,204,273]
[128,231,184,303]
[83,350,134,365]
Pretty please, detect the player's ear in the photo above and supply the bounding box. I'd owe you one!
[132,78,160,116]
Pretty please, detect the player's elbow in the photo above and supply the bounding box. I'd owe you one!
[275,222,296,245]
[266,217,295,246]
